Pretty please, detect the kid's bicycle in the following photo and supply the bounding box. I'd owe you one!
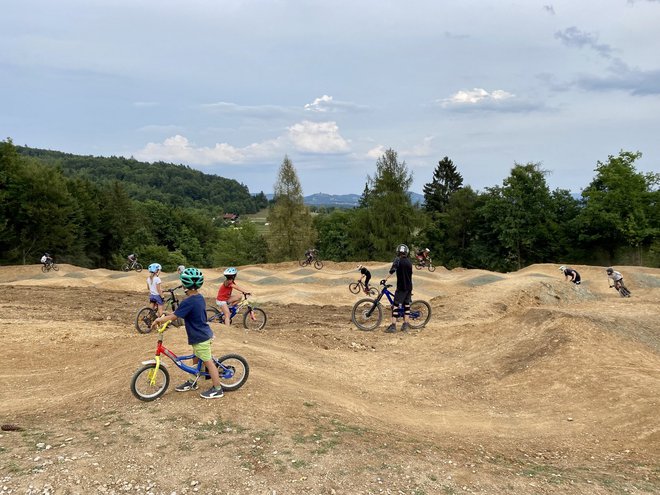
[348,280,378,297]
[135,286,184,334]
[206,294,267,331]
[299,257,323,270]
[130,320,249,401]
[122,260,143,272]
[41,262,59,272]
[414,256,436,272]
[351,282,431,331]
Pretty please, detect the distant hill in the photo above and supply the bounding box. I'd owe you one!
[264,192,425,207]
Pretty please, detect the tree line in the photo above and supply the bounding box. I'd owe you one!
[1,138,658,271]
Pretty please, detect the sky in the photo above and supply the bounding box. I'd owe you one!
[2,0,659,196]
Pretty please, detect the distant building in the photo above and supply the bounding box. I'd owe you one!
[223,213,239,223]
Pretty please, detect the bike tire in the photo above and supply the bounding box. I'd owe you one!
[135,263,143,273]
[214,354,249,391]
[314,260,323,270]
[135,307,157,334]
[206,306,220,324]
[130,363,170,401]
[619,287,631,298]
[351,298,383,331]
[51,264,59,271]
[367,287,379,297]
[415,263,422,270]
[299,259,309,267]
[428,264,436,272]
[122,263,130,272]
[408,300,432,329]
[41,265,47,273]
[243,307,267,331]
[349,282,361,294]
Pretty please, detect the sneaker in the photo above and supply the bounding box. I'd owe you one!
[200,386,224,399]
[401,322,411,332]
[175,379,199,392]
[384,323,396,333]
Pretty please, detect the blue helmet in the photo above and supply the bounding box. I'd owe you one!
[148,263,162,273]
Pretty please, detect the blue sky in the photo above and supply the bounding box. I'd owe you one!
[2,0,659,195]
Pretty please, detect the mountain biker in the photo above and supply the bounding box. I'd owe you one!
[127,253,137,264]
[559,265,581,285]
[382,244,413,333]
[357,265,372,294]
[146,263,165,316]
[606,267,629,293]
[415,248,431,265]
[216,267,250,327]
[304,248,317,264]
[40,253,53,267]
[151,267,224,399]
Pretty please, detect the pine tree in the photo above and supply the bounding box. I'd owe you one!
[423,156,463,213]
[266,156,316,261]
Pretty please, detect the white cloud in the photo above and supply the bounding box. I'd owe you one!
[304,95,367,113]
[287,121,350,153]
[366,145,387,160]
[403,136,435,158]
[442,88,515,106]
[438,88,542,112]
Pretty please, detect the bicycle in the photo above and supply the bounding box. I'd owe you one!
[348,280,378,297]
[351,282,431,331]
[122,259,143,272]
[414,256,436,272]
[206,294,267,331]
[135,286,184,334]
[130,320,249,401]
[41,261,59,273]
[610,282,631,298]
[299,257,323,270]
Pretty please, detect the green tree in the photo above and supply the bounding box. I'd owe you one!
[577,150,659,264]
[266,156,316,261]
[314,209,354,261]
[350,149,422,260]
[423,156,463,213]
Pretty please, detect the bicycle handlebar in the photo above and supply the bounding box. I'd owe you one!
[156,320,172,334]
[165,285,183,293]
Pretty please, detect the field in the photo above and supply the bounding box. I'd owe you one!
[0,262,658,495]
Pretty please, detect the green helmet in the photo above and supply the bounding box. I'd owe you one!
[180,267,204,289]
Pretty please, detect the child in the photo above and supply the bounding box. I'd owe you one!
[216,267,249,327]
[357,264,372,294]
[559,265,581,285]
[146,263,165,316]
[152,267,224,399]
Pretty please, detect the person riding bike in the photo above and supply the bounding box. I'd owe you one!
[127,253,138,268]
[216,267,250,327]
[606,267,629,293]
[304,248,317,264]
[357,265,372,294]
[415,248,431,265]
[151,267,225,399]
[559,265,581,285]
[40,252,53,268]
[382,244,413,333]
[146,263,165,316]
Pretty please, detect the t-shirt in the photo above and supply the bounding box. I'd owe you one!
[174,294,214,345]
[389,256,413,292]
[216,280,235,301]
[359,267,371,276]
[147,275,161,296]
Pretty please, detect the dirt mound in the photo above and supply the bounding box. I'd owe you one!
[0,263,658,494]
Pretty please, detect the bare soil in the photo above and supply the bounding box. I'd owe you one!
[0,262,658,495]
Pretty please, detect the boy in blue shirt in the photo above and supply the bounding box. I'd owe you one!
[151,267,224,399]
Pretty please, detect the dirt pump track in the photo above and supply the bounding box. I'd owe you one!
[0,262,659,495]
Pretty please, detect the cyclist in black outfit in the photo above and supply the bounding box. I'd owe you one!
[357,265,372,293]
[559,265,581,285]
[382,244,413,333]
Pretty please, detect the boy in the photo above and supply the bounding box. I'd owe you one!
[152,267,224,399]
[559,265,581,285]
[357,265,372,294]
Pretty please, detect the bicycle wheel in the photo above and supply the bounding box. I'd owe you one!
[408,300,432,329]
[349,282,361,294]
[299,259,309,267]
[427,264,436,272]
[367,286,379,297]
[314,260,323,270]
[130,363,170,401]
[135,263,143,273]
[135,307,157,334]
[214,354,249,391]
[619,287,631,298]
[122,263,130,272]
[41,265,47,273]
[243,307,267,331]
[51,264,59,271]
[415,263,422,270]
[352,298,382,331]
[206,306,220,323]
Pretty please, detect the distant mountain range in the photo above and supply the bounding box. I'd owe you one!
[264,192,425,207]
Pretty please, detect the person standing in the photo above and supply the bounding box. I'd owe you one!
[382,244,413,333]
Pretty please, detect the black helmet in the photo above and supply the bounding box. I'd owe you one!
[396,244,409,256]
[606,267,614,274]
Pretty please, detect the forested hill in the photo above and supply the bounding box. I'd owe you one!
[16,146,269,215]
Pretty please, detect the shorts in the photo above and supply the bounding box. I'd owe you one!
[149,295,164,305]
[393,290,412,306]
[192,339,213,362]
[215,299,228,307]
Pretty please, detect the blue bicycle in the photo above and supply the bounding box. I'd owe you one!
[130,320,249,401]
[351,282,431,331]
[205,294,267,331]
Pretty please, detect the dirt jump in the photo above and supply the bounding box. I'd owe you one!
[0,262,658,494]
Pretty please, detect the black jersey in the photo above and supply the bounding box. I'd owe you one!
[389,256,413,292]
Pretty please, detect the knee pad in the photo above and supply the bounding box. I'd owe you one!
[403,304,411,316]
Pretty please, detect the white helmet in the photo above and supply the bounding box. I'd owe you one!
[148,263,162,273]
[177,265,186,274]
[559,265,566,271]
[396,244,409,256]
[357,265,363,270]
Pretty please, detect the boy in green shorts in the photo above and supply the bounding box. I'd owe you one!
[151,267,224,399]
